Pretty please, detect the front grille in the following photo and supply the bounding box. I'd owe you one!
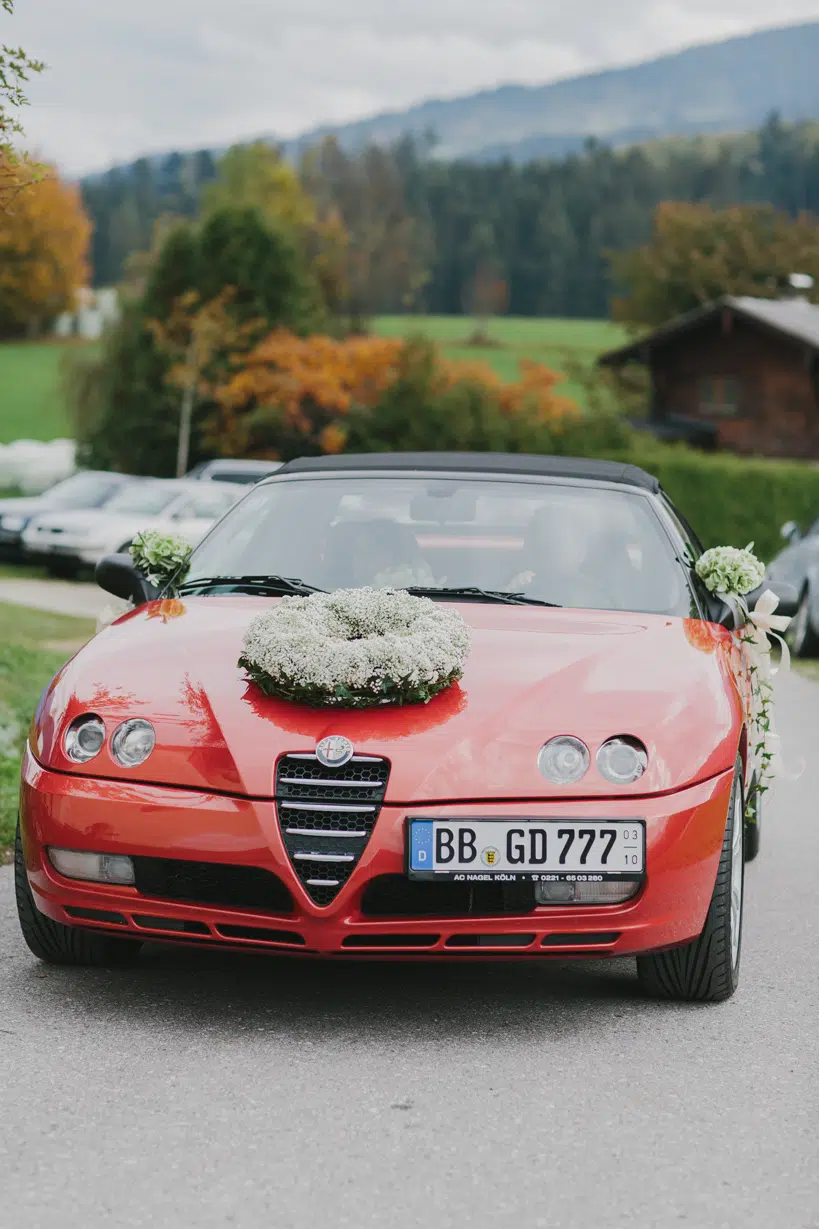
[131,857,294,914]
[360,875,537,918]
[276,752,390,906]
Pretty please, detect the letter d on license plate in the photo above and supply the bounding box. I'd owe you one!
[407,819,645,881]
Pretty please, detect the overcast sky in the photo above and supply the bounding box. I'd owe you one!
[8,0,819,175]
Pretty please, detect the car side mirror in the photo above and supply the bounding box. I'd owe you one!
[781,520,801,544]
[95,553,159,606]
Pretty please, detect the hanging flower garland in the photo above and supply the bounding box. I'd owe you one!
[695,543,791,820]
[239,587,471,708]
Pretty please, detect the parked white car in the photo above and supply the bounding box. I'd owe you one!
[23,479,242,575]
[0,470,136,562]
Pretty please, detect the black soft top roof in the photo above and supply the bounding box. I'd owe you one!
[275,452,660,492]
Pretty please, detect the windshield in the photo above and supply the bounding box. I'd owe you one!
[186,475,692,616]
[41,473,123,510]
[106,483,179,516]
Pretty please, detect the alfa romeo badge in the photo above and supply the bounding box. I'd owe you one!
[315,735,355,768]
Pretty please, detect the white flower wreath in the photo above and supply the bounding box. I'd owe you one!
[239,587,471,708]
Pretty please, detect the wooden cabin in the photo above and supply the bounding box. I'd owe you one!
[599,295,819,458]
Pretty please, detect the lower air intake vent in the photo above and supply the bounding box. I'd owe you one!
[275,752,390,906]
[360,875,537,918]
[131,857,294,914]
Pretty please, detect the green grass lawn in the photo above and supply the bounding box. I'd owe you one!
[0,318,622,446]
[0,341,88,442]
[373,315,626,402]
[0,603,96,857]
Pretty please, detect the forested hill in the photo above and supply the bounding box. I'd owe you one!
[281,21,819,162]
[82,118,819,320]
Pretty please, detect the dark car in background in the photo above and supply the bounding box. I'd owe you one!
[0,471,135,564]
[186,459,283,485]
[767,518,819,656]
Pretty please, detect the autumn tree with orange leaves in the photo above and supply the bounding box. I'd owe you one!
[211,331,405,459]
[210,331,583,461]
[0,153,90,337]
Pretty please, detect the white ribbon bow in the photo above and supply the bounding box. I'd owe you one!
[744,588,792,682]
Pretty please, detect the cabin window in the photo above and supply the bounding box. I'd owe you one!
[700,376,741,416]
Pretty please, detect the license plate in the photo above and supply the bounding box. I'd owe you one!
[407,819,645,882]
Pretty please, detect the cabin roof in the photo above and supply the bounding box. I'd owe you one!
[599,295,819,366]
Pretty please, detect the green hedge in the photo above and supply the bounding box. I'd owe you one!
[619,446,819,562]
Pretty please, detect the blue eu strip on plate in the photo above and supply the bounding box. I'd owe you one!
[409,821,434,872]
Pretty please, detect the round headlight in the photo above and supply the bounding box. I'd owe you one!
[111,719,155,767]
[597,737,648,785]
[538,736,590,785]
[64,715,106,764]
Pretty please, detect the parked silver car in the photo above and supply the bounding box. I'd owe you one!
[767,518,819,656]
[0,471,135,564]
[23,479,242,576]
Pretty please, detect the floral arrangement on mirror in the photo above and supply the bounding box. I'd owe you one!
[695,544,791,820]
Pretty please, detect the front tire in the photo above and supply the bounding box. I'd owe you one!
[14,824,142,967]
[636,763,744,1003]
[790,587,819,658]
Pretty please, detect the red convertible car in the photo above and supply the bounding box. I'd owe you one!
[15,453,794,1002]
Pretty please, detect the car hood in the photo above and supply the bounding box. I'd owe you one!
[34,597,745,800]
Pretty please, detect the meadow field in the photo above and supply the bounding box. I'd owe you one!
[373,315,625,400]
[0,341,87,442]
[0,317,624,444]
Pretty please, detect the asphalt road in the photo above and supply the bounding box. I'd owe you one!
[1,671,818,1229]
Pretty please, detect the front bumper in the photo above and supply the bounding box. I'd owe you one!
[19,747,734,959]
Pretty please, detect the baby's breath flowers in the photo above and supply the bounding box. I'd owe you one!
[239,587,471,708]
